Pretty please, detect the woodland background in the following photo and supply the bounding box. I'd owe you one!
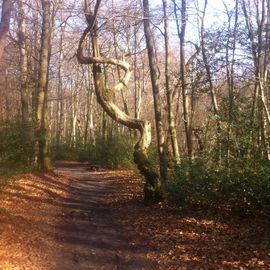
[0,0,270,212]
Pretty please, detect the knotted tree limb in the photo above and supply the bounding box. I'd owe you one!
[77,0,162,204]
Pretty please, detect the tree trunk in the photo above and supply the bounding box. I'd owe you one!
[71,89,78,147]
[84,66,94,146]
[162,0,181,164]
[18,0,29,124]
[173,0,193,163]
[224,0,238,166]
[0,0,12,59]
[56,10,65,149]
[35,0,51,171]
[142,0,167,181]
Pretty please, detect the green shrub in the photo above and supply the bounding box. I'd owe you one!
[88,135,135,169]
[168,159,270,215]
[0,121,35,168]
[54,134,136,169]
[53,144,88,162]
[0,121,35,184]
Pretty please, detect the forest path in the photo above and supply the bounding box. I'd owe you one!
[0,162,156,270]
[1,162,270,269]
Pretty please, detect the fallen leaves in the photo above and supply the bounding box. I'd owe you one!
[0,166,269,269]
[108,170,270,269]
[0,172,70,269]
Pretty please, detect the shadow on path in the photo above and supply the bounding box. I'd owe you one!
[52,164,156,270]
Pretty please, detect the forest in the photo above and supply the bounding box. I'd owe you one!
[0,0,270,269]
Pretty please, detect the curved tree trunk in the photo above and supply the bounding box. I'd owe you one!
[77,1,162,204]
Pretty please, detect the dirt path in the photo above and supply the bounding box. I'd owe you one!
[0,163,156,270]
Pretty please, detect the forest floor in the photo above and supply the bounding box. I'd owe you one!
[0,162,269,270]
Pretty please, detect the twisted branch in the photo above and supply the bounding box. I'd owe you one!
[77,0,162,203]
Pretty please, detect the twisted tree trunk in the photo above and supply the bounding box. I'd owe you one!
[77,1,162,204]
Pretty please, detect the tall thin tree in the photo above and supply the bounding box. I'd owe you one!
[142,0,167,181]
[35,0,52,171]
[0,0,13,59]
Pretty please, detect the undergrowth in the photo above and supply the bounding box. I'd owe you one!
[168,158,270,216]
[54,134,137,169]
[0,121,35,187]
